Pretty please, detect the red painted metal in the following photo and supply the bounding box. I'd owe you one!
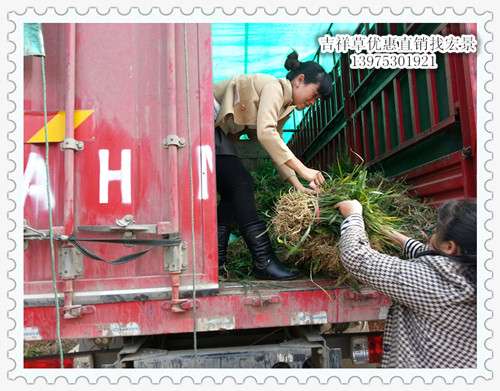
[354,115,363,157]
[24,24,218,338]
[25,357,75,368]
[25,284,390,340]
[442,44,456,119]
[392,77,406,144]
[367,335,384,363]
[402,151,463,185]
[61,23,77,318]
[342,128,348,155]
[290,23,476,205]
[408,70,421,135]
[25,23,387,344]
[24,25,67,286]
[426,69,440,126]
[329,139,335,167]
[399,151,465,204]
[448,23,477,198]
[163,24,180,235]
[24,22,477,345]
[345,125,354,160]
[330,138,337,162]
[361,109,370,161]
[370,99,380,157]
[63,23,76,236]
[367,115,456,167]
[381,89,392,152]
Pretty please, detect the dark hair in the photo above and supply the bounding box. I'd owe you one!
[284,51,332,99]
[419,199,477,287]
[435,199,477,259]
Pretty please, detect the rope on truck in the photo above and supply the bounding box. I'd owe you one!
[41,55,65,368]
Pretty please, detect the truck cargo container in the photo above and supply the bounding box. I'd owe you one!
[23,22,476,368]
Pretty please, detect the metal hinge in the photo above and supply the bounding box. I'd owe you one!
[24,220,64,249]
[163,240,187,272]
[162,299,200,313]
[24,222,46,250]
[63,304,95,319]
[115,214,134,227]
[60,138,84,151]
[78,215,158,243]
[59,246,84,278]
[162,135,186,149]
[24,220,47,240]
[243,295,281,307]
[462,146,473,159]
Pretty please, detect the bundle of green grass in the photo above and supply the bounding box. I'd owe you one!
[271,161,437,278]
[223,158,436,281]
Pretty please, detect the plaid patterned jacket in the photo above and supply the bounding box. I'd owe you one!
[340,213,476,368]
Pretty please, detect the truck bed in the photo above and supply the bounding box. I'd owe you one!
[24,278,390,341]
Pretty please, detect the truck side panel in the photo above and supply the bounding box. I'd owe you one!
[24,24,218,335]
[289,23,477,204]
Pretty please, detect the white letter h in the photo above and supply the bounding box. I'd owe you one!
[99,149,132,204]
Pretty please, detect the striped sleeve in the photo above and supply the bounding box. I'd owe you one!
[403,238,428,258]
[340,213,365,234]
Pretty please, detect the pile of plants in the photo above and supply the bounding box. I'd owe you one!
[271,161,436,280]
[224,158,436,282]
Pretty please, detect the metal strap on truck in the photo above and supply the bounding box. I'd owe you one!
[65,236,182,265]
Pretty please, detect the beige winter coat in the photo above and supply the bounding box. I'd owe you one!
[214,74,297,180]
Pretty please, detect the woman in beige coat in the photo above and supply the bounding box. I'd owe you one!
[214,51,332,280]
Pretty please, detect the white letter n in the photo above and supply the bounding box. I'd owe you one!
[99,149,132,204]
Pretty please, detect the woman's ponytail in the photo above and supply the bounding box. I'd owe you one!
[284,50,301,71]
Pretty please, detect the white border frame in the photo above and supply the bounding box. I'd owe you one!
[3,5,494,387]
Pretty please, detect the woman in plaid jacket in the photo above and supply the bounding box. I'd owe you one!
[336,199,477,368]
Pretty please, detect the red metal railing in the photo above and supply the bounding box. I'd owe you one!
[290,23,477,203]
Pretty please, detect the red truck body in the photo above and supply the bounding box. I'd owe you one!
[23,23,476,360]
[23,23,391,344]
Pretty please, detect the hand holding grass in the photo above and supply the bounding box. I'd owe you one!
[334,200,363,218]
[286,158,325,188]
[297,166,325,190]
[383,229,411,248]
[287,174,318,195]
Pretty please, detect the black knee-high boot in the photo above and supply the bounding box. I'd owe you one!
[240,220,300,280]
[217,224,231,275]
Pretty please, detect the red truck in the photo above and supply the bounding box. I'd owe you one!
[23,22,476,368]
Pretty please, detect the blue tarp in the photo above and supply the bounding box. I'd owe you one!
[211,23,358,139]
[24,23,45,56]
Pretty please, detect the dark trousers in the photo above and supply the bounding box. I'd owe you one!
[216,155,260,228]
